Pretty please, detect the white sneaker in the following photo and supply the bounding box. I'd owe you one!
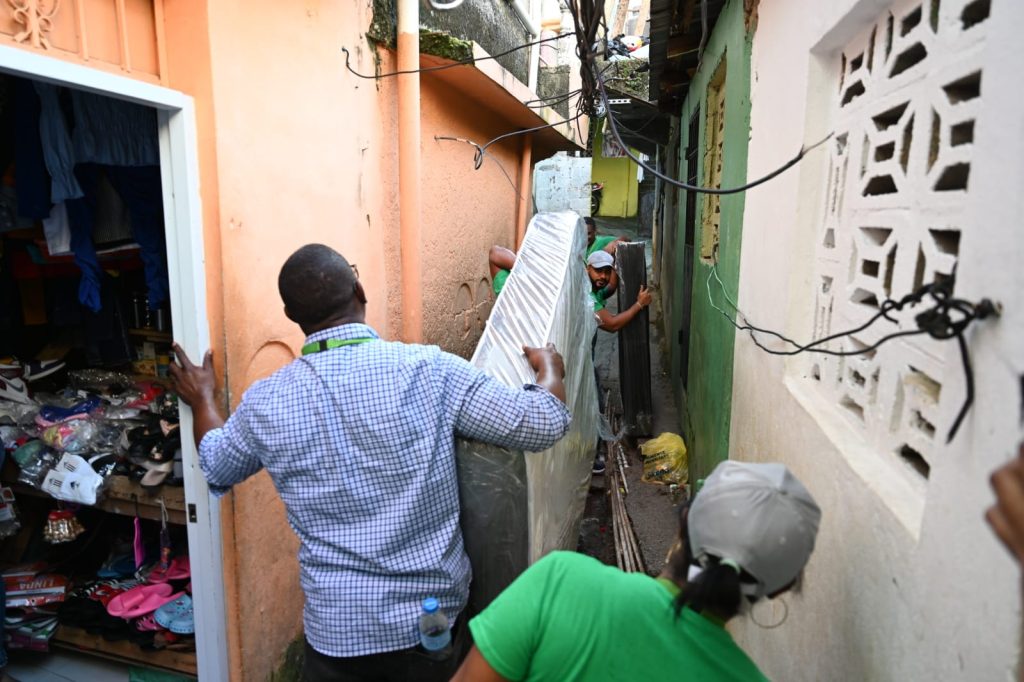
[0,367,32,404]
[23,359,66,383]
[0,357,66,384]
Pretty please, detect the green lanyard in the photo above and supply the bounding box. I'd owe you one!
[300,337,375,356]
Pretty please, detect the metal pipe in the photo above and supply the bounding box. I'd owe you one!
[398,0,423,342]
[509,0,540,36]
[515,132,533,249]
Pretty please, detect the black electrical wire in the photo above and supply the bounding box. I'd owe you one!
[595,67,833,195]
[341,33,571,80]
[709,270,999,442]
[565,0,607,116]
[551,1,999,441]
[433,135,523,197]
[555,0,831,195]
[472,111,587,169]
[696,0,709,66]
[524,89,584,109]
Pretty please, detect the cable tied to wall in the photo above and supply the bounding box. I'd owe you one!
[706,265,1000,443]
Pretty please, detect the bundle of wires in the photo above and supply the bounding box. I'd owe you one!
[564,0,608,118]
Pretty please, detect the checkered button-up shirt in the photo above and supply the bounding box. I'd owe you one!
[198,323,571,657]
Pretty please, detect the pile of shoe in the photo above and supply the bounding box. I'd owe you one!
[0,373,183,504]
[0,358,66,405]
[3,565,68,652]
[58,553,194,652]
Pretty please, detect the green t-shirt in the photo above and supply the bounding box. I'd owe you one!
[469,552,769,682]
[590,288,607,312]
[493,269,510,295]
[587,235,617,257]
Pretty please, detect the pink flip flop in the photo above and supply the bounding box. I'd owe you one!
[107,583,177,619]
[146,556,190,584]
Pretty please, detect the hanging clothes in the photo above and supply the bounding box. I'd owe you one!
[33,83,82,204]
[64,165,103,312]
[65,165,168,312]
[42,202,71,255]
[28,84,168,311]
[12,78,51,220]
[69,90,159,167]
[93,170,133,247]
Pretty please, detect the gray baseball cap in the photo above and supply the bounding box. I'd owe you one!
[587,250,614,269]
[688,461,821,599]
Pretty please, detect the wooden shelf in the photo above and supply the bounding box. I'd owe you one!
[3,462,187,525]
[52,625,197,677]
[128,328,173,342]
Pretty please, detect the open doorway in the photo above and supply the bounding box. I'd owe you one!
[0,45,226,680]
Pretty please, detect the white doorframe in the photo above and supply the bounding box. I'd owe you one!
[0,45,229,681]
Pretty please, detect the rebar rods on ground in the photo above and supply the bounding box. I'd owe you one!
[606,413,645,573]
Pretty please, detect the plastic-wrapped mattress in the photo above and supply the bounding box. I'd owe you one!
[456,211,599,616]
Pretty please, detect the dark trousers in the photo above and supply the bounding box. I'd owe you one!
[302,616,469,682]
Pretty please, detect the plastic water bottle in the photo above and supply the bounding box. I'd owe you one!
[418,597,452,660]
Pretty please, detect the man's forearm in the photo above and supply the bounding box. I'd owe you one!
[533,360,567,404]
[188,394,226,447]
[601,302,644,333]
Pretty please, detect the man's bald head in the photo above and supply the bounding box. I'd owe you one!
[278,244,364,330]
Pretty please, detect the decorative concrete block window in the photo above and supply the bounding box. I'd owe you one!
[701,57,727,262]
[803,0,990,500]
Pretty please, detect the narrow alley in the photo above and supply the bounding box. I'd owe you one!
[0,0,1020,680]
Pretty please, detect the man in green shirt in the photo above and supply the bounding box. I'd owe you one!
[587,249,650,475]
[585,250,650,333]
[488,218,624,297]
[488,245,516,296]
[451,461,822,682]
[585,216,624,258]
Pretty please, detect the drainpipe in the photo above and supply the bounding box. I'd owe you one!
[510,0,541,91]
[398,0,423,342]
[515,133,533,248]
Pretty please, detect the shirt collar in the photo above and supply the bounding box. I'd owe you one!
[304,323,380,347]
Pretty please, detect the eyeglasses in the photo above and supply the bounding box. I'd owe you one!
[350,264,360,279]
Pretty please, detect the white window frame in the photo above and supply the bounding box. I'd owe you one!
[0,44,228,680]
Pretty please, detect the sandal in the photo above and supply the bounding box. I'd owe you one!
[154,594,194,634]
[147,555,190,584]
[147,434,180,464]
[107,583,177,619]
[140,460,174,489]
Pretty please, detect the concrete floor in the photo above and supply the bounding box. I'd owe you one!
[586,216,685,575]
[6,649,130,681]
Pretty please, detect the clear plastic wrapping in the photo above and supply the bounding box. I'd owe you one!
[457,210,599,615]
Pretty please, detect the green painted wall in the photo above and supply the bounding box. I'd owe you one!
[663,0,752,485]
[592,127,640,217]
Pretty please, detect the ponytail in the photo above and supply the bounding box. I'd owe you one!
[667,502,745,621]
[673,559,743,620]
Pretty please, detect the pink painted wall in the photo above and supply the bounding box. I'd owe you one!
[199,1,401,679]
[420,75,523,357]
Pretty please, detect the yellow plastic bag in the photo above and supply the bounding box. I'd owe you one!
[640,432,688,485]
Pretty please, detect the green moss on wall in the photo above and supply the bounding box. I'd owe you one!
[419,30,475,62]
[367,0,397,49]
[267,636,305,682]
[595,58,651,102]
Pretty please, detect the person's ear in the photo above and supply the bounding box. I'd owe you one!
[354,281,368,305]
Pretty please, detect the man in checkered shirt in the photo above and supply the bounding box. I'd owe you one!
[170,244,571,681]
